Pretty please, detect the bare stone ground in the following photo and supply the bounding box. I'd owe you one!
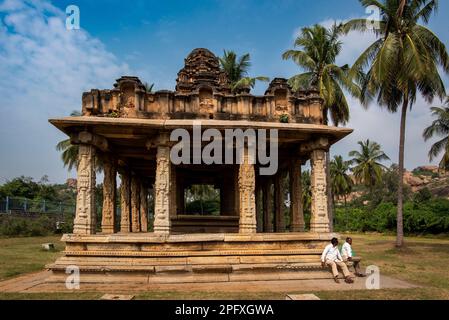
[0,270,417,295]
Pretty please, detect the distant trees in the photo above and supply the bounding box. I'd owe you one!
[330,155,353,206]
[343,0,449,247]
[423,98,449,170]
[349,139,390,190]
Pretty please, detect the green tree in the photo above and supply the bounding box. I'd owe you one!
[56,111,81,171]
[330,155,353,206]
[349,139,390,189]
[0,176,39,199]
[219,50,269,92]
[144,82,154,93]
[56,110,103,172]
[423,98,449,169]
[282,24,361,229]
[343,0,449,246]
[282,24,361,126]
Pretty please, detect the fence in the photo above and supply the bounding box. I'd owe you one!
[0,196,76,216]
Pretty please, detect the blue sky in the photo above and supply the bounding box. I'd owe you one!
[0,0,449,184]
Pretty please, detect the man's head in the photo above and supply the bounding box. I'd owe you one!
[346,237,352,245]
[331,237,339,247]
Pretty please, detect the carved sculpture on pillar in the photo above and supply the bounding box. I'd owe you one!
[154,144,171,234]
[101,156,117,234]
[290,159,305,232]
[310,149,330,232]
[263,179,274,232]
[120,172,131,232]
[274,171,286,232]
[73,144,96,235]
[140,182,148,232]
[238,154,257,233]
[131,175,141,232]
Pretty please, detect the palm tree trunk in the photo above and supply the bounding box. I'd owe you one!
[396,96,408,247]
[326,151,334,232]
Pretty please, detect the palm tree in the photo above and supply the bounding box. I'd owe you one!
[56,111,81,171]
[282,24,361,230]
[423,98,449,169]
[282,24,361,126]
[330,155,354,206]
[349,140,390,190]
[56,110,103,171]
[343,0,448,247]
[144,82,154,93]
[219,50,269,92]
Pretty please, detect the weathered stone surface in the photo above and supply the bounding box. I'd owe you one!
[290,160,305,232]
[140,184,149,232]
[101,294,135,300]
[154,144,171,234]
[73,144,96,235]
[274,171,286,232]
[131,175,141,232]
[263,179,274,232]
[310,149,330,233]
[285,293,320,300]
[238,154,257,233]
[101,156,116,234]
[120,172,131,232]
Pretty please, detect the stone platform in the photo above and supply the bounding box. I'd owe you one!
[46,232,337,284]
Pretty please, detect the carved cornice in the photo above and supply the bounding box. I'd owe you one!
[70,131,109,152]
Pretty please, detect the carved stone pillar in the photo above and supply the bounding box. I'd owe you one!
[310,149,330,232]
[120,172,131,232]
[153,144,171,234]
[101,156,116,234]
[256,182,263,233]
[73,144,96,235]
[131,175,141,232]
[140,182,148,232]
[263,179,274,232]
[238,154,257,233]
[274,171,286,232]
[290,160,305,232]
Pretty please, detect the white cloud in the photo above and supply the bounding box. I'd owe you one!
[0,0,130,183]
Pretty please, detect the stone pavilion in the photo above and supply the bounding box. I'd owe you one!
[47,48,352,283]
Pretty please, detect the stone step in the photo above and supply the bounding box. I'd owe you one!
[46,269,334,284]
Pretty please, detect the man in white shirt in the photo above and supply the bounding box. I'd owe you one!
[321,237,354,283]
[341,237,365,277]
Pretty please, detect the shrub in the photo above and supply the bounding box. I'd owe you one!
[334,199,449,235]
[0,215,58,237]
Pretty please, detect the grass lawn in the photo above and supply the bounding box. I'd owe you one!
[0,235,64,281]
[0,233,448,300]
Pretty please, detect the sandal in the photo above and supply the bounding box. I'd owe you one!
[344,276,354,284]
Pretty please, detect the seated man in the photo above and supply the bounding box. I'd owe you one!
[321,237,354,284]
[341,237,366,277]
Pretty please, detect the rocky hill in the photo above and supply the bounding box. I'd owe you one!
[404,166,449,197]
